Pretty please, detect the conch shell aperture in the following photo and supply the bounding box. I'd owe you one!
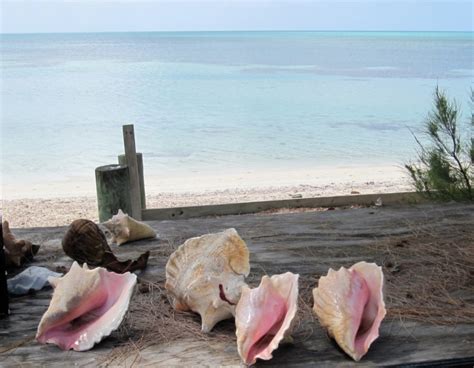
[36,261,137,351]
[165,228,250,332]
[235,272,299,365]
[103,209,156,245]
[312,261,386,361]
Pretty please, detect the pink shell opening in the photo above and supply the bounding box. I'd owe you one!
[349,263,386,360]
[236,272,299,365]
[246,288,288,364]
[36,264,136,351]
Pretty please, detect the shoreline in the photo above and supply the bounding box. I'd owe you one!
[1,163,408,199]
[1,164,412,228]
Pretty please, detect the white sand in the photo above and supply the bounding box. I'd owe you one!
[1,164,412,228]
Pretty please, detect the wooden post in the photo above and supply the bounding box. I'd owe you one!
[118,153,146,209]
[0,217,9,318]
[95,164,132,222]
[122,124,142,220]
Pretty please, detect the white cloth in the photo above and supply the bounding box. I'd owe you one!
[7,266,62,295]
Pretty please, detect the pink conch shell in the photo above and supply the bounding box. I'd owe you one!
[103,209,156,245]
[235,272,299,365]
[165,228,250,332]
[36,261,137,351]
[312,261,386,361]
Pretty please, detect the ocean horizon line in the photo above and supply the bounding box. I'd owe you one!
[1,29,472,36]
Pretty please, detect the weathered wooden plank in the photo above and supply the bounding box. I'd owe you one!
[141,191,425,221]
[118,153,146,209]
[1,202,473,367]
[122,124,142,220]
[1,303,473,367]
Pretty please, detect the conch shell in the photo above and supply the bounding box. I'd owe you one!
[312,261,386,361]
[235,272,299,365]
[165,228,250,332]
[62,219,149,273]
[3,220,40,268]
[103,209,156,245]
[36,261,137,351]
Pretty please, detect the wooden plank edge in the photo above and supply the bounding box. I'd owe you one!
[388,356,474,367]
[142,191,425,221]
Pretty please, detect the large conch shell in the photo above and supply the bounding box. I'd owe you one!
[165,228,250,332]
[62,219,149,273]
[102,209,156,245]
[312,261,386,361]
[3,220,40,268]
[235,272,299,365]
[36,261,137,351]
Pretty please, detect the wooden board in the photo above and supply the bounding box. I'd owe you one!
[141,191,424,221]
[118,153,146,209]
[122,124,142,220]
[1,202,473,367]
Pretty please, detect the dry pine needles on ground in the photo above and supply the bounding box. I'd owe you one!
[372,224,474,325]
[103,223,474,364]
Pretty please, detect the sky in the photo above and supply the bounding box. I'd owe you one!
[1,0,472,34]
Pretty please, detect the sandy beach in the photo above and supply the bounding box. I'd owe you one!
[1,164,412,228]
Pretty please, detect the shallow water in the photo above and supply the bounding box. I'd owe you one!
[1,31,472,194]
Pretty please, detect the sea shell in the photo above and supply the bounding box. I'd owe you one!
[36,261,137,351]
[102,209,156,245]
[165,228,250,333]
[62,219,149,273]
[3,220,40,268]
[312,261,386,361]
[235,272,299,365]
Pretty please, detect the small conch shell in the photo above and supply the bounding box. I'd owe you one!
[312,261,386,361]
[36,261,137,351]
[235,272,299,365]
[103,209,156,245]
[3,220,40,268]
[62,219,149,273]
[165,228,250,332]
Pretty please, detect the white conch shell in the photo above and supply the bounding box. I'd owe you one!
[36,261,137,351]
[103,209,156,245]
[312,261,386,361]
[235,272,299,365]
[165,228,250,333]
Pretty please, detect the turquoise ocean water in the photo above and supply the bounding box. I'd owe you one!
[1,31,472,193]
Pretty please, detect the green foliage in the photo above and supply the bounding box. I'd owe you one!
[405,88,473,201]
[471,90,474,164]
